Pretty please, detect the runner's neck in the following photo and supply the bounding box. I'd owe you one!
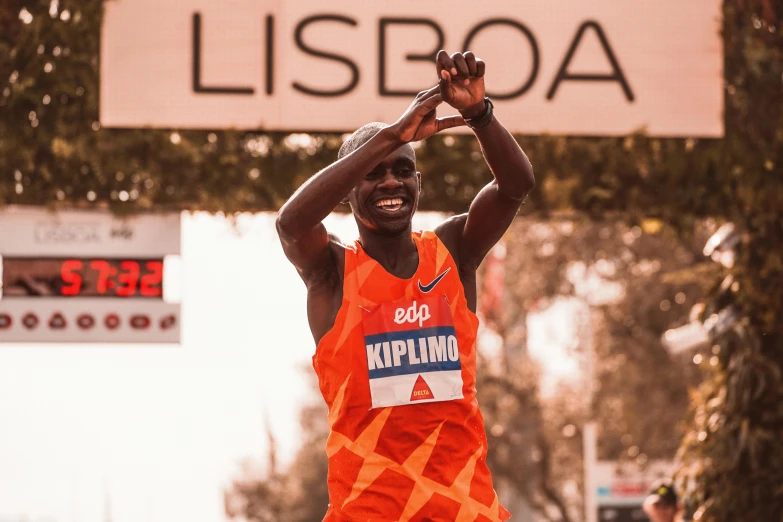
[358,229,418,279]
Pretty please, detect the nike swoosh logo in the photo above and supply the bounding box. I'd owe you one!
[418,267,451,293]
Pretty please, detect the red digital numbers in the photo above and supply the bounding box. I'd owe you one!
[89,259,112,294]
[59,258,163,298]
[140,261,163,297]
[60,259,83,295]
[117,261,140,297]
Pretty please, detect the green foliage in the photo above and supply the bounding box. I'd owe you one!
[672,3,783,520]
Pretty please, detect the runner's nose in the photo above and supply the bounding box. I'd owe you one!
[377,169,404,189]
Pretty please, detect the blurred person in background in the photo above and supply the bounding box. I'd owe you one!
[643,480,682,522]
[276,50,534,521]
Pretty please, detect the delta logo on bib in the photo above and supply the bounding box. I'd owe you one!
[362,295,464,409]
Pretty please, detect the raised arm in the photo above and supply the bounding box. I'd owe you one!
[435,51,535,269]
[276,86,465,275]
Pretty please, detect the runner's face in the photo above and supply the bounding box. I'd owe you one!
[349,145,420,236]
[651,502,677,522]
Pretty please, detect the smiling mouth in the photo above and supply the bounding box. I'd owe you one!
[374,197,405,212]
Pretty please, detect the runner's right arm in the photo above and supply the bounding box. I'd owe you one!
[276,129,401,274]
[276,87,464,273]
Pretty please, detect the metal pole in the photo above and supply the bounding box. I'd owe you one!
[584,421,598,522]
[581,299,598,522]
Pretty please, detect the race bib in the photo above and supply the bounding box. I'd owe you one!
[362,295,464,409]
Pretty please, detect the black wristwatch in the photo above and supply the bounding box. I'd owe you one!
[464,97,494,129]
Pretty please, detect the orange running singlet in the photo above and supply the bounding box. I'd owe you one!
[313,230,511,522]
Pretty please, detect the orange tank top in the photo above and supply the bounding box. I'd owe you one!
[313,230,511,522]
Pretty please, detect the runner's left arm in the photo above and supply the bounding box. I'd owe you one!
[436,51,535,268]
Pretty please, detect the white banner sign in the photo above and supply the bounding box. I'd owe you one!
[595,460,675,506]
[101,0,723,137]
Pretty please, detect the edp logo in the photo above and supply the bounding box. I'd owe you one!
[394,301,431,328]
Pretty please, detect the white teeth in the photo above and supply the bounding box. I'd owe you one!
[375,198,403,209]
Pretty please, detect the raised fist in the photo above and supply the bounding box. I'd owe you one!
[436,50,487,119]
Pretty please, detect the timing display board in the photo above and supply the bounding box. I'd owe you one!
[0,207,181,344]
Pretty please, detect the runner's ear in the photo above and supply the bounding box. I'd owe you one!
[342,187,357,206]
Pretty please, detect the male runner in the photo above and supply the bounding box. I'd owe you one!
[277,51,535,521]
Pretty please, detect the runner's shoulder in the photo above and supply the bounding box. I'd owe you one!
[434,213,468,266]
[297,232,345,290]
[326,232,347,279]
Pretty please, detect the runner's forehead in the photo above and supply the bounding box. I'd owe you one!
[376,144,416,169]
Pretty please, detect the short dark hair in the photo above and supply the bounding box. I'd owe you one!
[338,122,388,159]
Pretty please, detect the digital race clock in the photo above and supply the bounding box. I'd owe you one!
[2,258,164,298]
[0,207,181,344]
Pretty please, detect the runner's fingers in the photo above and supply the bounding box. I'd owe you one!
[451,53,469,78]
[464,52,478,76]
[417,92,443,112]
[475,59,486,78]
[437,50,458,77]
[415,85,440,100]
[436,115,467,131]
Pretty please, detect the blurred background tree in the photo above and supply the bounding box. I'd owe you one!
[475,218,716,522]
[3,0,782,520]
[225,384,330,522]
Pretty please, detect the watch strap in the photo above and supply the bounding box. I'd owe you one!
[465,97,494,129]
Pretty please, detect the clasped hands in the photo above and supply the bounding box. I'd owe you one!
[390,51,488,144]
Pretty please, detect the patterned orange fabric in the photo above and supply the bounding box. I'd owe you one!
[313,230,510,522]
